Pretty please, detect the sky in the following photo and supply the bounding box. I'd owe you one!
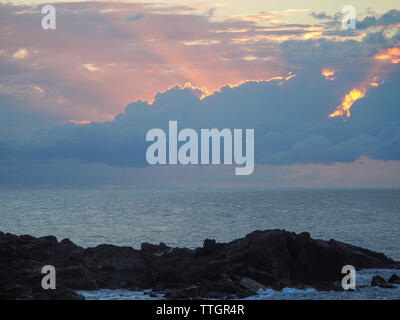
[0,0,400,188]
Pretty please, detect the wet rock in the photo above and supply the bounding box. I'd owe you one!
[1,229,399,299]
[371,275,395,288]
[388,274,400,284]
[239,277,267,295]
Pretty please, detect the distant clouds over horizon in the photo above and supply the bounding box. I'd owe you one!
[0,1,400,187]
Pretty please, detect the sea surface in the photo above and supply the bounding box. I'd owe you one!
[1,188,399,300]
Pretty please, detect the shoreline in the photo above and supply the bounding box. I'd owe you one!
[1,229,399,300]
[77,269,400,300]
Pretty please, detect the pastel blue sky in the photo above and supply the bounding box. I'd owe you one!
[0,1,399,187]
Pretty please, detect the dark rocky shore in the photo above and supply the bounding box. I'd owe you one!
[1,229,399,300]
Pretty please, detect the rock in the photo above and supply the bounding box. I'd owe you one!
[239,277,267,295]
[203,239,216,249]
[195,238,222,257]
[388,274,400,284]
[164,286,208,299]
[371,275,385,286]
[371,275,395,288]
[60,238,79,249]
[141,242,171,256]
[0,229,399,299]
[33,287,85,300]
[299,232,311,240]
[39,235,57,243]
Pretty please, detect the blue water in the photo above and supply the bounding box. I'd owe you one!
[1,188,399,299]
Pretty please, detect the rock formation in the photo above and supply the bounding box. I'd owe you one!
[1,229,399,299]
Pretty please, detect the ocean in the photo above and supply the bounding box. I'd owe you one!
[1,188,399,299]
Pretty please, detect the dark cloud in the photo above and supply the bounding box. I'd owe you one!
[2,67,399,171]
[358,9,400,29]
[311,9,400,32]
[310,12,333,20]
[0,94,63,143]
[125,12,145,22]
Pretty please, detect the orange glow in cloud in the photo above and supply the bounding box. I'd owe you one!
[151,73,296,102]
[322,68,336,80]
[285,72,296,81]
[329,74,386,120]
[303,31,323,40]
[66,120,92,125]
[331,44,397,122]
[374,47,400,64]
[329,88,366,119]
[369,76,385,87]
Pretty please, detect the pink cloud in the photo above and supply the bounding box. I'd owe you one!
[0,2,325,121]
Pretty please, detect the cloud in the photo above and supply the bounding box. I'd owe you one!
[83,63,100,72]
[309,12,333,20]
[310,9,400,35]
[12,48,28,59]
[0,2,287,121]
[125,12,145,22]
[1,3,400,187]
[2,67,399,171]
[2,156,400,188]
[358,9,400,29]
[0,93,63,144]
[374,47,400,64]
[4,3,397,122]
